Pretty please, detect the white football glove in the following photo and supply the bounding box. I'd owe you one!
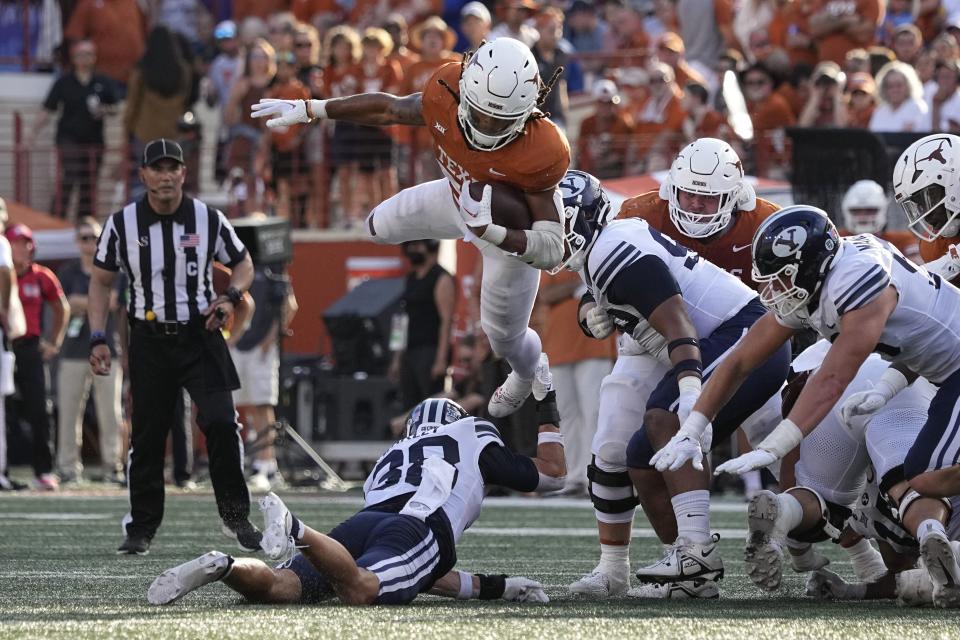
[502,577,549,603]
[676,376,701,426]
[532,353,553,401]
[839,367,909,430]
[804,568,866,600]
[923,243,960,281]
[459,180,492,228]
[714,448,779,476]
[251,99,311,128]
[651,411,711,472]
[586,306,614,339]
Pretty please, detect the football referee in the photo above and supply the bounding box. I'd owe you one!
[87,138,261,555]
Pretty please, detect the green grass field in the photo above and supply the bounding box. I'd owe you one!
[1,490,957,640]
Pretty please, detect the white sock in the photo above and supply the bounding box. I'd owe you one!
[844,538,887,581]
[672,490,712,544]
[774,492,805,538]
[598,543,630,576]
[917,518,947,544]
[742,470,762,494]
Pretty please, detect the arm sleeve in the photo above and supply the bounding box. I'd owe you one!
[213,209,248,267]
[93,216,121,272]
[605,255,681,319]
[478,443,540,493]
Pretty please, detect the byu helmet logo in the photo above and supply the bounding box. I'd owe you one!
[559,173,588,200]
[772,226,807,257]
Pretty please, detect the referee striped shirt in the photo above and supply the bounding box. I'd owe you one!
[94,197,247,322]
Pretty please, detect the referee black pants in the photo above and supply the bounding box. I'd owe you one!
[125,321,248,539]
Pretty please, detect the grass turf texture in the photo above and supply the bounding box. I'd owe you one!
[1,493,957,640]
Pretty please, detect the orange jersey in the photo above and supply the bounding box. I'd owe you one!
[921,236,956,264]
[619,191,781,290]
[420,62,571,201]
[840,228,920,260]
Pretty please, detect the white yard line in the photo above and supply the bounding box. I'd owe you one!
[467,527,749,539]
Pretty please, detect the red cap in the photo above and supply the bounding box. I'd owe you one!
[5,223,33,244]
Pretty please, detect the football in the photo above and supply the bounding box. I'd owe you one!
[469,181,533,230]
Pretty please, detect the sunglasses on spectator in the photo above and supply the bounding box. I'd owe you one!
[650,77,666,84]
[78,234,97,242]
[295,41,312,48]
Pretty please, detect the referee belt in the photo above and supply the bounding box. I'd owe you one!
[129,316,204,337]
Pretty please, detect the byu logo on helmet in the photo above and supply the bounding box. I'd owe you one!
[559,172,588,200]
[550,170,613,275]
[772,226,807,257]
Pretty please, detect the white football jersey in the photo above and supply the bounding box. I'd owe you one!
[363,417,504,542]
[777,234,960,384]
[582,218,757,340]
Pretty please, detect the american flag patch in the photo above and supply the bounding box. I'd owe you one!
[179,233,201,248]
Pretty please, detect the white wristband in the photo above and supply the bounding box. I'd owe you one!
[680,410,710,438]
[457,571,475,599]
[757,419,804,458]
[307,99,327,121]
[677,376,702,394]
[538,431,564,445]
[875,367,909,401]
[480,223,507,245]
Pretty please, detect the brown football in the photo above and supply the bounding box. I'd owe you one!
[468,181,533,230]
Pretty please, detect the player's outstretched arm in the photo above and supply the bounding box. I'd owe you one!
[428,570,549,603]
[251,93,425,128]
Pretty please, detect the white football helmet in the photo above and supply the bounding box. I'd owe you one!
[893,134,960,241]
[659,138,756,239]
[841,180,888,234]
[458,39,541,151]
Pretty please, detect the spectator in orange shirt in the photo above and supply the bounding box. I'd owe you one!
[769,0,817,68]
[322,26,363,228]
[845,71,877,128]
[536,269,614,495]
[264,52,311,227]
[402,16,460,182]
[609,4,650,68]
[351,28,403,221]
[656,32,708,90]
[891,24,923,65]
[460,2,492,52]
[267,12,298,54]
[742,62,795,178]
[383,13,420,70]
[576,80,634,179]
[808,0,882,64]
[775,62,813,117]
[681,81,730,144]
[628,62,687,172]
[490,0,540,49]
[798,61,848,126]
[64,0,146,89]
[233,0,287,21]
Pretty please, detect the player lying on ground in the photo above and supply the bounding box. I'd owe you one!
[252,38,570,419]
[739,340,953,606]
[148,357,565,606]
[654,205,960,607]
[553,171,790,598]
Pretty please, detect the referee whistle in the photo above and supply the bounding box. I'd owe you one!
[145,310,156,321]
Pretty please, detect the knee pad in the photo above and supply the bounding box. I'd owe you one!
[625,427,654,470]
[588,455,638,524]
[784,486,850,544]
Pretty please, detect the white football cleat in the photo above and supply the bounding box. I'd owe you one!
[488,371,533,418]
[634,535,724,584]
[745,490,784,592]
[259,492,296,563]
[147,551,232,605]
[897,568,935,607]
[627,579,719,599]
[920,531,960,608]
[568,568,629,598]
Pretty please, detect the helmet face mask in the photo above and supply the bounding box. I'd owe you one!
[457,40,541,152]
[404,398,469,439]
[893,134,960,241]
[753,262,810,318]
[549,170,613,275]
[661,138,751,239]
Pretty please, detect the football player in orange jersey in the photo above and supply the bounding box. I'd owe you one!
[893,133,960,286]
[569,138,786,598]
[251,38,570,417]
[839,179,920,260]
